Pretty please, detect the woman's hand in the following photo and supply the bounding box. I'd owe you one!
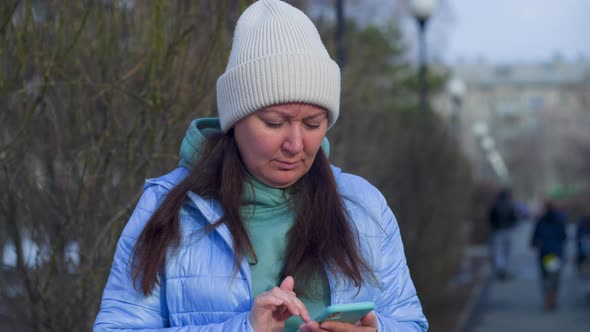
[299,311,378,332]
[249,276,311,332]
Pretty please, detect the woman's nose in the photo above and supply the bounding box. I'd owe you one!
[282,124,304,154]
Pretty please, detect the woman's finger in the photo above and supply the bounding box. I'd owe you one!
[253,292,283,310]
[280,275,295,292]
[269,287,307,315]
[358,312,378,327]
[319,312,378,331]
[278,276,311,320]
[299,321,327,332]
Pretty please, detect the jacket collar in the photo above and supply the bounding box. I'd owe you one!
[145,168,253,290]
[185,191,253,292]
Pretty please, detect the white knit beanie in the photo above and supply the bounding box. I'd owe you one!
[216,0,341,132]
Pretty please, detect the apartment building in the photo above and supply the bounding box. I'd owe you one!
[436,57,590,200]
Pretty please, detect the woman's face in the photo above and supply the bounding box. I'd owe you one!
[233,103,328,188]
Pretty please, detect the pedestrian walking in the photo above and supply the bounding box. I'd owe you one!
[93,1,428,331]
[576,214,590,300]
[488,188,518,280]
[530,200,567,310]
[576,214,590,273]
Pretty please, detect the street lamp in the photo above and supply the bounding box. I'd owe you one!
[409,0,438,112]
[472,121,488,138]
[335,0,345,67]
[472,121,511,185]
[446,76,466,137]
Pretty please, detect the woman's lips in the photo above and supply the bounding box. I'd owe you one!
[274,160,299,170]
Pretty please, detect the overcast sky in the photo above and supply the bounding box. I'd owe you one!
[441,0,590,63]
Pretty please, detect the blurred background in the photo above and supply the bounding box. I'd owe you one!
[0,0,589,331]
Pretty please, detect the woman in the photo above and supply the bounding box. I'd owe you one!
[94,1,428,331]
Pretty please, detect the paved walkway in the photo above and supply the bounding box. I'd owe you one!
[467,221,590,332]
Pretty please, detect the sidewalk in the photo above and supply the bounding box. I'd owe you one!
[466,221,590,332]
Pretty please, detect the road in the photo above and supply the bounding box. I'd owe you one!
[467,221,590,332]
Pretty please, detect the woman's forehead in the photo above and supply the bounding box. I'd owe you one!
[258,103,328,117]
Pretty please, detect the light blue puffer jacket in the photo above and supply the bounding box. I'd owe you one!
[94,120,428,331]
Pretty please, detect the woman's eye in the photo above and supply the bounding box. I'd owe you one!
[305,123,321,129]
[265,121,282,128]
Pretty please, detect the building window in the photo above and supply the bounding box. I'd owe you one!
[529,96,544,111]
[495,96,519,116]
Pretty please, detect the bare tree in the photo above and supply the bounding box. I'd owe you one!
[1,1,473,331]
[0,1,249,330]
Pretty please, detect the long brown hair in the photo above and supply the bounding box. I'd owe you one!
[131,131,373,296]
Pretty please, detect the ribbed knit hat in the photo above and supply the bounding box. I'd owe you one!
[216,0,341,132]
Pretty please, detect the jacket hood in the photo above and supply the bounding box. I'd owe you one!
[178,117,331,170]
[178,118,221,170]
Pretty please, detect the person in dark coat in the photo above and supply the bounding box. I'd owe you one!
[488,188,518,280]
[531,200,567,310]
[576,215,590,273]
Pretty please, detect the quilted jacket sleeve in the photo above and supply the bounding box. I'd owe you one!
[373,191,429,332]
[93,186,254,332]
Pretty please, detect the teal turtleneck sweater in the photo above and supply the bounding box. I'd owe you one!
[179,118,330,330]
[241,178,330,330]
[241,179,292,297]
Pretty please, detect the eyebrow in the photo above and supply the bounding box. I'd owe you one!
[303,112,328,120]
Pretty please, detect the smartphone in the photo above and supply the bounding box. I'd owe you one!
[313,302,375,324]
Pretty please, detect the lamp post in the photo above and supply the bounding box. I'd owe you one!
[409,0,438,112]
[335,0,345,67]
[446,76,466,138]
